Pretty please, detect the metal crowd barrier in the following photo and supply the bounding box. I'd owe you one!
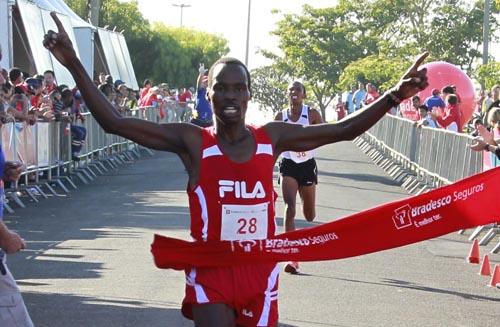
[353,114,498,253]
[1,107,158,213]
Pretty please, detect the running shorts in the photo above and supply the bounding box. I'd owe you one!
[279,158,318,186]
[182,264,279,326]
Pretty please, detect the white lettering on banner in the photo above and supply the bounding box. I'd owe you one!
[221,203,268,241]
[228,233,339,254]
[218,180,266,199]
[453,183,484,201]
[392,183,485,230]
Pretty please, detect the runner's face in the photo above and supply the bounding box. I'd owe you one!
[209,63,250,125]
[288,82,305,106]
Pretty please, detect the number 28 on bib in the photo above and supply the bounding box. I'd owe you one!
[221,203,268,240]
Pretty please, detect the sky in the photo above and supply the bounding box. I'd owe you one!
[136,0,500,70]
[136,0,337,70]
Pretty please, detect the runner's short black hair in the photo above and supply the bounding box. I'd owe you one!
[207,57,252,96]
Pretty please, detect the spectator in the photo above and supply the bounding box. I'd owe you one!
[61,88,86,161]
[344,85,356,115]
[470,118,485,137]
[8,67,24,88]
[423,88,445,112]
[470,107,500,159]
[431,94,462,132]
[411,95,421,111]
[363,83,379,106]
[104,75,113,86]
[335,93,346,120]
[98,83,117,106]
[416,105,438,128]
[25,77,44,108]
[352,82,366,111]
[483,85,500,127]
[139,79,152,105]
[177,87,192,122]
[97,72,106,85]
[43,70,57,95]
[141,86,159,108]
[190,64,213,127]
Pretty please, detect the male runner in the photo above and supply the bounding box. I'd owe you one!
[274,81,323,274]
[43,12,428,327]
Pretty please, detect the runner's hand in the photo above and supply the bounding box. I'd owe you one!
[389,52,429,101]
[43,12,77,67]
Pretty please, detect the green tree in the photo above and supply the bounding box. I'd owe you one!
[337,55,406,93]
[475,61,500,90]
[151,23,229,87]
[269,3,379,118]
[63,0,229,87]
[251,64,289,115]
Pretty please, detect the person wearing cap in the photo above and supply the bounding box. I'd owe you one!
[25,77,44,109]
[430,93,462,132]
[190,63,213,127]
[423,88,445,112]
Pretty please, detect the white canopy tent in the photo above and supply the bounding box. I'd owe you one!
[0,0,11,69]
[5,0,138,89]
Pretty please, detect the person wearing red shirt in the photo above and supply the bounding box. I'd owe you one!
[363,83,380,106]
[43,70,57,95]
[431,94,462,132]
[177,87,192,122]
[139,79,152,106]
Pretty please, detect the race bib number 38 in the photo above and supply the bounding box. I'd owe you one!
[221,203,268,241]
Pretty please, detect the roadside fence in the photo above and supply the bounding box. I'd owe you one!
[1,106,157,213]
[353,114,499,254]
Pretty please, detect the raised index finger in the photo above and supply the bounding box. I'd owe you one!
[50,11,66,34]
[408,51,429,73]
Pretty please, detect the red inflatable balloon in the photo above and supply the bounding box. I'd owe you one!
[399,61,476,128]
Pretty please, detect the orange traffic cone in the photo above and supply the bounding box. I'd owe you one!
[488,265,500,288]
[467,239,480,264]
[479,255,491,276]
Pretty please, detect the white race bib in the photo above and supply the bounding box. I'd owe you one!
[221,203,268,241]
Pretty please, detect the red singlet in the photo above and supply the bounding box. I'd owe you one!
[182,125,279,326]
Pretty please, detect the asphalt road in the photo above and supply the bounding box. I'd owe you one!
[5,140,499,327]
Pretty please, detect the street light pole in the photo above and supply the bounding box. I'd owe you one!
[172,3,191,27]
[482,0,490,66]
[245,0,252,67]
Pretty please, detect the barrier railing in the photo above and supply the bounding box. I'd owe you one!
[360,114,483,185]
[354,114,498,253]
[0,106,159,212]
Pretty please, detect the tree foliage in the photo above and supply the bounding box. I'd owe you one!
[250,0,499,113]
[250,64,289,115]
[151,24,229,87]
[338,55,406,93]
[63,0,229,87]
[475,61,500,91]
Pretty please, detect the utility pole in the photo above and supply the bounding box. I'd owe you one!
[482,0,490,66]
[245,0,252,67]
[172,3,191,27]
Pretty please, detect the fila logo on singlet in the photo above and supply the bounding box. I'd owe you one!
[218,180,266,199]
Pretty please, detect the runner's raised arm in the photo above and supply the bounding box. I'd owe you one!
[43,12,199,154]
[267,52,429,156]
